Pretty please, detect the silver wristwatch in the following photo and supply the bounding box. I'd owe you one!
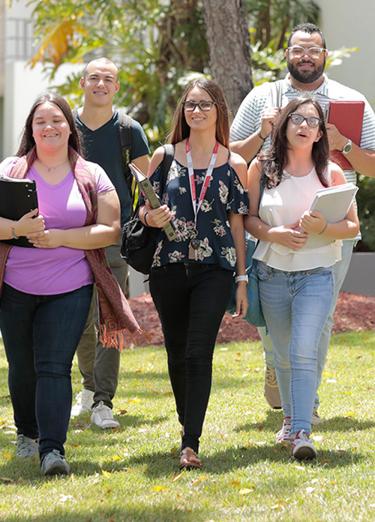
[341,139,352,155]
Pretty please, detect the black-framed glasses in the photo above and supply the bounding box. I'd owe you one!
[183,100,216,112]
[287,45,326,59]
[289,113,321,128]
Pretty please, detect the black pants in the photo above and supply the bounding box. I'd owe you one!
[150,263,233,453]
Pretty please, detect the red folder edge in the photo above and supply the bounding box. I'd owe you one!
[327,100,364,170]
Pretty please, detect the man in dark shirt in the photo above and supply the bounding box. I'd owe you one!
[72,57,150,428]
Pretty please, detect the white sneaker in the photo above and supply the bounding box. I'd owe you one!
[291,430,317,461]
[71,389,94,417]
[275,417,292,446]
[91,401,120,429]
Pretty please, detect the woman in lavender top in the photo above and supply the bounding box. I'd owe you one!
[0,93,123,476]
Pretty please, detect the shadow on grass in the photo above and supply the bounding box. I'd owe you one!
[313,416,375,432]
[235,409,283,434]
[235,410,375,434]
[1,505,207,522]
[118,443,364,479]
[70,413,169,435]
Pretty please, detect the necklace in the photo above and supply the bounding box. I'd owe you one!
[185,138,219,260]
[37,159,69,172]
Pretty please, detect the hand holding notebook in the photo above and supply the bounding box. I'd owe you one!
[304,183,358,248]
[327,100,365,170]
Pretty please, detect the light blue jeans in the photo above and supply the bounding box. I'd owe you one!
[258,239,354,407]
[257,261,334,434]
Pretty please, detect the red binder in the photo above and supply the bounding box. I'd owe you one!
[327,100,365,170]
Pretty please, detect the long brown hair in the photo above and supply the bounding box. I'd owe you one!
[260,97,329,188]
[16,92,82,158]
[168,78,230,147]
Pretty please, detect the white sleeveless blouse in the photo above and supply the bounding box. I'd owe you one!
[253,165,342,271]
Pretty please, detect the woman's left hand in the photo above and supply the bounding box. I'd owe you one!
[27,229,63,248]
[300,210,327,235]
[233,282,248,319]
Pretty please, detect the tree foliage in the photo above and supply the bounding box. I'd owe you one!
[29,0,208,143]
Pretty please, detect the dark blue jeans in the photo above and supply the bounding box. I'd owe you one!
[0,283,92,459]
[150,263,233,453]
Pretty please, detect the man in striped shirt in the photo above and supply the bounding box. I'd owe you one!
[230,22,375,417]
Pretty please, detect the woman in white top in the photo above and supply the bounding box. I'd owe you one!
[246,97,359,460]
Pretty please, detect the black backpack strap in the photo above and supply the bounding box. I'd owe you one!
[118,109,133,167]
[118,109,141,212]
[158,144,175,196]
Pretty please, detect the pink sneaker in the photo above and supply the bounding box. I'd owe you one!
[275,417,292,446]
[291,430,317,461]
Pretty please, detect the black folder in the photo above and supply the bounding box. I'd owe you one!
[0,177,38,247]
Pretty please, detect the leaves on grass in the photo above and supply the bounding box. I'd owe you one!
[153,485,167,492]
[1,451,13,462]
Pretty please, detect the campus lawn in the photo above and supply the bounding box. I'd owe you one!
[0,332,374,522]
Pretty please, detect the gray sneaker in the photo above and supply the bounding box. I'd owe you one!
[16,434,38,458]
[41,449,70,476]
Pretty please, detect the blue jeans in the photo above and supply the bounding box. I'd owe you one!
[258,239,354,406]
[257,262,333,434]
[0,283,92,459]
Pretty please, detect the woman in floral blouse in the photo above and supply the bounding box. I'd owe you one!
[139,79,249,469]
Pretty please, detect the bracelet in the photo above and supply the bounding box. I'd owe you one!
[143,211,149,226]
[258,130,267,141]
[11,227,19,240]
[319,222,328,235]
[235,274,248,283]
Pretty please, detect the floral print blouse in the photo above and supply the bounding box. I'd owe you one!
[145,158,249,271]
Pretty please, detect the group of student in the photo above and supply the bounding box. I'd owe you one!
[0,22,374,476]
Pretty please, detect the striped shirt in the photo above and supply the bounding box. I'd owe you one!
[230,74,375,185]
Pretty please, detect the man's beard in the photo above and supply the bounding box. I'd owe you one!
[287,59,326,84]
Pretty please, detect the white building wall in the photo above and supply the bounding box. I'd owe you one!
[317,0,375,106]
[3,61,81,156]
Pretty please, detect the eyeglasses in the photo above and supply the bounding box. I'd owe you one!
[289,113,321,128]
[287,45,326,59]
[183,100,216,112]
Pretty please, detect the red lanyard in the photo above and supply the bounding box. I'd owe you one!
[185,138,219,225]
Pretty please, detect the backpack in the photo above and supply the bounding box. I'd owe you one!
[120,144,175,275]
[118,110,140,213]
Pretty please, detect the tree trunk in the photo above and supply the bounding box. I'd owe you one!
[202,0,252,117]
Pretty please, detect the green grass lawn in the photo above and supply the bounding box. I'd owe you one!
[0,332,374,521]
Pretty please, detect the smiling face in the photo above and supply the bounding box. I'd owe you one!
[286,102,322,149]
[80,59,120,108]
[183,86,217,133]
[286,30,327,85]
[32,102,71,152]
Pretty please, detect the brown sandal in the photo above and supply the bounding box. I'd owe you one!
[179,447,202,470]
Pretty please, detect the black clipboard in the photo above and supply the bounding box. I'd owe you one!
[0,177,38,247]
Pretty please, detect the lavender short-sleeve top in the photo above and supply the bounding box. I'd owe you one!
[4,162,114,295]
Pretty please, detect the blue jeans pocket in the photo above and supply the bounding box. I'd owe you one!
[256,261,273,281]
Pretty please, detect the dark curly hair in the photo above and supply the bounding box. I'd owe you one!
[259,97,329,189]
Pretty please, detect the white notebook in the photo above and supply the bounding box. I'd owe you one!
[305,183,358,248]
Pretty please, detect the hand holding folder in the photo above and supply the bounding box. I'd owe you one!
[128,163,176,241]
[0,177,39,247]
[327,100,364,170]
[304,183,358,248]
